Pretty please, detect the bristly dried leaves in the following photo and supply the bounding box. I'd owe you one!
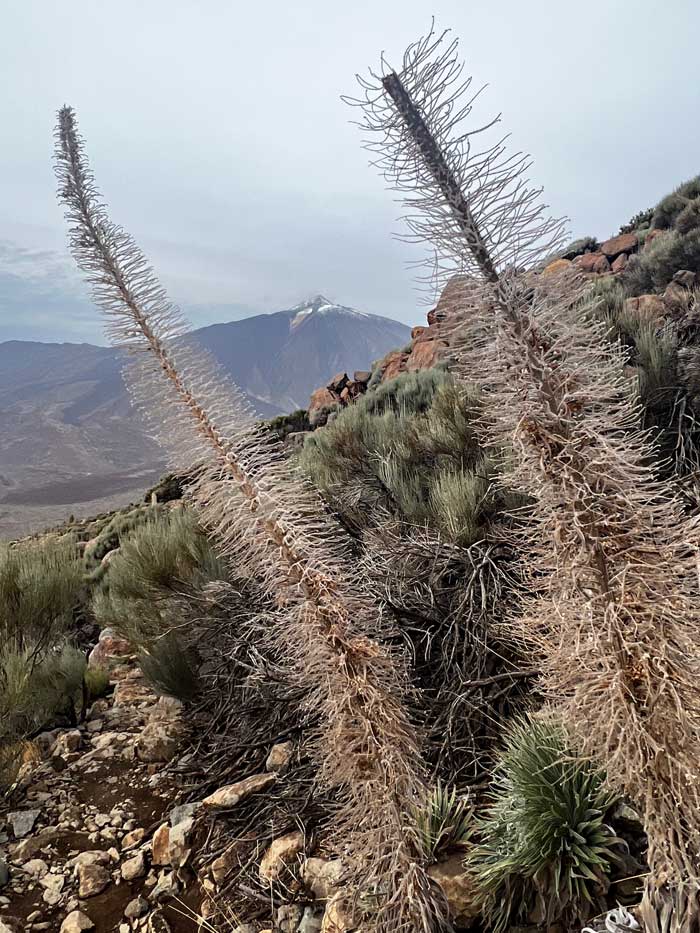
[350,23,700,928]
[54,105,449,932]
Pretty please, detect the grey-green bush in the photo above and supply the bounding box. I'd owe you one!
[92,507,226,699]
[652,176,700,230]
[299,370,505,547]
[623,229,700,296]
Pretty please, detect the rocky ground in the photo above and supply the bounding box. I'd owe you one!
[0,634,209,933]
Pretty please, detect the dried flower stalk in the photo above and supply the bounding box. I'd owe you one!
[349,25,700,929]
[54,105,448,932]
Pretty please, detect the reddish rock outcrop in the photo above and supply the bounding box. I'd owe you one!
[601,232,637,258]
[575,251,611,274]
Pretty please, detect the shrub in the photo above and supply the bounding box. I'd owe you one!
[84,664,110,700]
[622,229,700,296]
[84,503,167,576]
[265,408,311,442]
[0,539,84,651]
[139,632,200,700]
[0,644,86,739]
[92,508,225,697]
[468,716,621,933]
[559,236,599,260]
[299,370,505,547]
[415,781,473,863]
[675,197,700,235]
[619,207,654,235]
[652,176,700,230]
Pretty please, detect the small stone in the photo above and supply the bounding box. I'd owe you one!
[122,827,145,850]
[150,870,178,903]
[151,823,170,866]
[0,921,16,933]
[266,741,294,774]
[60,910,95,932]
[136,721,183,763]
[202,773,275,810]
[66,850,110,872]
[54,730,82,755]
[321,894,356,933]
[169,802,200,827]
[22,858,49,879]
[301,857,344,900]
[210,845,239,884]
[8,808,40,838]
[77,862,111,897]
[259,831,305,882]
[168,817,192,868]
[427,853,480,927]
[121,851,147,881]
[41,872,65,905]
[124,894,149,919]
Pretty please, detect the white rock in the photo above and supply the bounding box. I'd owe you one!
[60,910,95,932]
[202,773,275,810]
[121,851,146,881]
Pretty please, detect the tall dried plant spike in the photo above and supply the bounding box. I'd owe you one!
[54,106,448,933]
[345,25,568,290]
[349,26,700,930]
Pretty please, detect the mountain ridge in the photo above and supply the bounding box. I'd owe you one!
[0,297,410,537]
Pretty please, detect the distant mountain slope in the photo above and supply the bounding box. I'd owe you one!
[0,297,410,536]
[195,295,410,410]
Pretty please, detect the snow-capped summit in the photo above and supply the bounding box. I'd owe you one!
[290,294,370,329]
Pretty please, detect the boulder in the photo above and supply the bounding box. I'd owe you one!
[327,372,349,394]
[379,349,406,382]
[259,830,305,882]
[88,629,132,670]
[308,387,338,426]
[411,325,427,340]
[353,370,371,385]
[576,251,611,274]
[266,741,294,774]
[611,253,628,274]
[601,232,637,258]
[427,853,480,927]
[61,912,95,933]
[77,863,111,898]
[625,294,666,322]
[542,257,573,277]
[406,338,447,372]
[202,773,276,810]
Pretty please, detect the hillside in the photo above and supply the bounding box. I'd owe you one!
[0,297,409,538]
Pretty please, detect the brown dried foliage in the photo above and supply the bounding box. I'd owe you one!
[54,106,448,932]
[349,24,700,929]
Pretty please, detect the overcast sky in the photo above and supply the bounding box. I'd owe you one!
[1,0,698,344]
